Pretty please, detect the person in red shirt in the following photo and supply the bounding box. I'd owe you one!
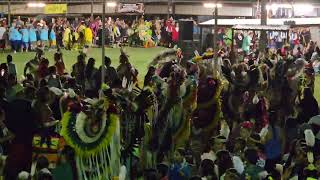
[172,22,179,46]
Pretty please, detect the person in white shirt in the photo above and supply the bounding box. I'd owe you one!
[0,23,6,51]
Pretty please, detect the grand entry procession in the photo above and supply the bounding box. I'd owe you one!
[0,0,320,180]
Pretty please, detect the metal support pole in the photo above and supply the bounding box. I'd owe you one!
[101,0,106,85]
[172,0,175,18]
[213,2,218,55]
[200,26,203,52]
[167,0,171,19]
[259,0,267,50]
[8,0,11,26]
[91,1,94,19]
[287,30,289,45]
[231,28,234,60]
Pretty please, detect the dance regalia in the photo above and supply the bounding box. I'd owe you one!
[63,27,72,49]
[137,21,155,48]
[60,98,120,180]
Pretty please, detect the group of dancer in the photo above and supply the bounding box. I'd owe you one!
[0,34,319,179]
[0,15,185,52]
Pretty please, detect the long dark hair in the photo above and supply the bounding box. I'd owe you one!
[215,150,233,176]
[85,58,95,79]
[303,87,314,101]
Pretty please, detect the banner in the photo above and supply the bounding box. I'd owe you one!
[44,4,67,14]
[117,3,144,14]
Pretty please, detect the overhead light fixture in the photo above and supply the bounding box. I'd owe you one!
[203,3,223,8]
[107,2,117,7]
[27,2,46,8]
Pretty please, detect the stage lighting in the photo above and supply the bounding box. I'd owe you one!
[27,2,46,8]
[203,3,222,8]
[107,2,117,7]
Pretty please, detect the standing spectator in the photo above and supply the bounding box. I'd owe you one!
[29,24,37,51]
[54,52,65,76]
[171,22,179,46]
[38,58,50,80]
[0,22,6,51]
[63,24,71,50]
[84,25,93,47]
[55,24,64,48]
[71,54,86,90]
[4,86,37,180]
[84,58,98,97]
[20,25,29,52]
[10,25,22,53]
[7,55,17,76]
[40,23,49,49]
[100,57,119,86]
[15,16,24,27]
[49,24,57,49]
[33,87,56,147]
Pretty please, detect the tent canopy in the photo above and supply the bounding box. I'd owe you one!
[232,24,290,31]
[199,17,320,26]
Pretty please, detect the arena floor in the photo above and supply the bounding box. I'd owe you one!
[0,47,319,103]
[0,47,166,81]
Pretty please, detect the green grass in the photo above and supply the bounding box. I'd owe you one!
[0,47,320,103]
[315,75,320,103]
[0,47,166,81]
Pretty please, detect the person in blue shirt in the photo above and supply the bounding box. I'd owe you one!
[169,148,191,180]
[29,25,37,50]
[40,24,49,48]
[49,25,56,49]
[10,24,22,53]
[20,25,29,52]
